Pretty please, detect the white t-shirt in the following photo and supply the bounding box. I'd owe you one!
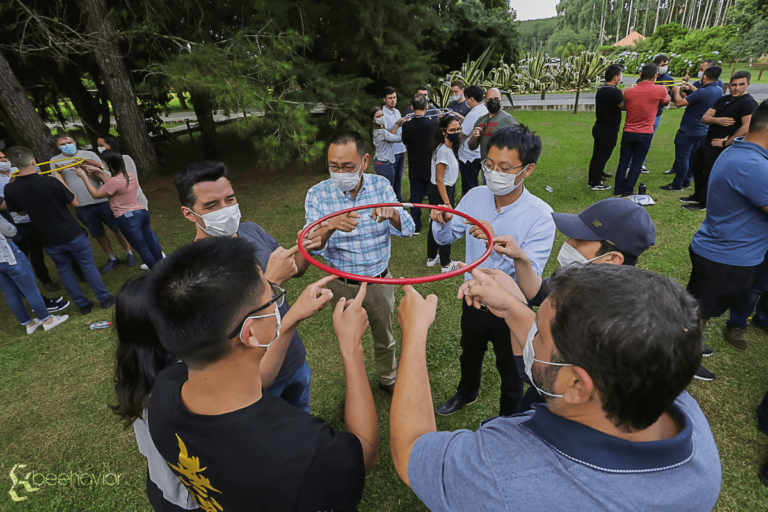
[458,103,488,163]
[431,144,459,186]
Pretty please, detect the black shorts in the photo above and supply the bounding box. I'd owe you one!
[686,245,760,319]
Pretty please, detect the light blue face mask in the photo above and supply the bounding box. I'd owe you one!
[60,143,77,156]
[523,323,573,398]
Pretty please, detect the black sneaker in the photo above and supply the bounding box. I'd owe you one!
[601,172,613,178]
[79,300,94,315]
[591,184,611,191]
[663,168,675,175]
[414,230,421,236]
[702,345,713,357]
[100,294,117,309]
[44,296,70,312]
[679,196,698,204]
[436,393,478,416]
[640,166,650,174]
[682,203,706,211]
[694,365,715,381]
[660,183,683,191]
[723,325,747,352]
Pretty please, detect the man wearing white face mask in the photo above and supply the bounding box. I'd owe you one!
[304,129,415,393]
[175,161,323,412]
[390,265,722,512]
[447,79,470,117]
[430,125,556,416]
[147,237,380,511]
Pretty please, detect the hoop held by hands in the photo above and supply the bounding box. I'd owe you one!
[298,203,493,285]
[10,157,85,176]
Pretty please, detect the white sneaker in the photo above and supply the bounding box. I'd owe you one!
[427,257,440,267]
[441,261,460,273]
[141,252,166,270]
[26,319,43,334]
[43,315,69,331]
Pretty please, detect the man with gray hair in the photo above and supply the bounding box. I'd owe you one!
[0,146,114,315]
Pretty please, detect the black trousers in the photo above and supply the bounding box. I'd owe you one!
[427,183,455,266]
[588,126,618,185]
[15,223,85,284]
[690,144,724,206]
[456,302,523,416]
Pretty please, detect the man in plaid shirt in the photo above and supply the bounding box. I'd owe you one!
[305,129,415,392]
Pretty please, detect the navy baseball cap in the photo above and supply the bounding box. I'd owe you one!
[551,198,656,257]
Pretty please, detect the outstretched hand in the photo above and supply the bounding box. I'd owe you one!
[371,207,397,223]
[333,283,370,355]
[430,208,453,225]
[264,245,300,285]
[465,219,495,241]
[290,275,337,322]
[397,285,438,336]
[329,212,361,233]
[298,221,328,252]
[456,265,525,318]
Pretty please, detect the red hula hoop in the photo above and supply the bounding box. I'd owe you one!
[297,203,493,285]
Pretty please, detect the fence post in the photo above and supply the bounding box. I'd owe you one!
[759,69,764,81]
[184,119,194,143]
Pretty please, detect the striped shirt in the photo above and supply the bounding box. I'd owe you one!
[304,173,415,277]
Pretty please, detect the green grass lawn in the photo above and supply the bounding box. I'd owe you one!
[2,111,768,511]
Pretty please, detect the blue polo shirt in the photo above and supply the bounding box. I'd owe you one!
[679,82,723,137]
[691,138,768,266]
[409,391,721,511]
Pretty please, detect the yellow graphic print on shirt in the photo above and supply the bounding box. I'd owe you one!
[167,434,223,512]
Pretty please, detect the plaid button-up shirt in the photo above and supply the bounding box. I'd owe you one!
[304,173,415,277]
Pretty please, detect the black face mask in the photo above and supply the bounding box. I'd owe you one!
[446,132,461,145]
[486,98,501,114]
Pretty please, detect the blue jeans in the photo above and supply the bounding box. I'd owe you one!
[113,209,163,269]
[265,361,312,413]
[727,252,768,330]
[672,131,704,187]
[628,114,661,168]
[615,131,653,196]
[373,159,395,189]
[0,242,50,325]
[459,158,482,198]
[393,153,405,202]
[408,179,431,232]
[44,234,109,306]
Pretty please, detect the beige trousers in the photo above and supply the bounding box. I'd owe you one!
[327,273,397,385]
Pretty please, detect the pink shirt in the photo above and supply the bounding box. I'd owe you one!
[623,81,670,134]
[101,173,144,217]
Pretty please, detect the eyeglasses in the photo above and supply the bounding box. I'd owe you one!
[228,282,286,339]
[481,159,527,176]
[326,161,363,173]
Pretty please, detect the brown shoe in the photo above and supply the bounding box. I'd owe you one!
[724,325,747,351]
[379,382,395,394]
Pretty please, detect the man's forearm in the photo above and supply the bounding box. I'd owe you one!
[316,224,337,250]
[390,324,434,487]
[512,256,543,301]
[258,316,300,388]
[389,210,402,232]
[342,342,379,472]
[294,253,311,277]
[502,299,537,355]
[467,136,480,151]
[727,125,749,145]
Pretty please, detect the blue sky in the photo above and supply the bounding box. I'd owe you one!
[510,0,558,21]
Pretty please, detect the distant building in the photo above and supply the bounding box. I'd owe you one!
[613,31,646,48]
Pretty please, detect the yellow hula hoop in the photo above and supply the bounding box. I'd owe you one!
[11,157,85,176]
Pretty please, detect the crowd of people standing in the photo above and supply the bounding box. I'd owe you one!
[1,54,768,512]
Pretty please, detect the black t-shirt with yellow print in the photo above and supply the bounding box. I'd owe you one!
[148,363,365,512]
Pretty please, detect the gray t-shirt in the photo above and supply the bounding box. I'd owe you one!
[237,222,306,381]
[51,149,110,207]
[409,391,721,511]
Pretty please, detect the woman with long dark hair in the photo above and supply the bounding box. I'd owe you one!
[74,150,164,269]
[110,276,197,511]
[428,114,461,272]
[97,134,149,209]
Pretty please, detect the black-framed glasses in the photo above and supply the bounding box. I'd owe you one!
[228,282,286,339]
[326,161,363,173]
[481,159,527,176]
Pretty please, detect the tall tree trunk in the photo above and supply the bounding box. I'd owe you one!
[615,0,623,42]
[627,0,634,35]
[654,0,662,32]
[190,91,220,159]
[178,92,188,110]
[58,64,109,149]
[0,51,58,165]
[682,0,689,27]
[77,0,160,178]
[668,0,676,24]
